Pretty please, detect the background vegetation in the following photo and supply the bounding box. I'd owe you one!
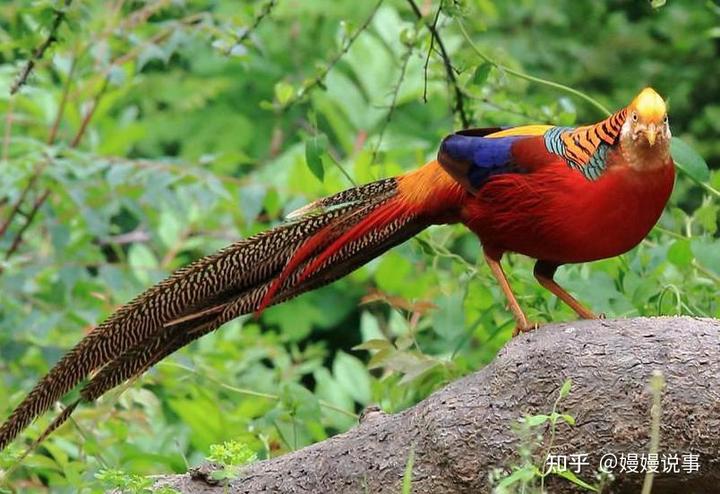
[0,0,717,492]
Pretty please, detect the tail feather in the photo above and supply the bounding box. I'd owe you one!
[0,169,452,454]
[285,177,396,220]
[297,199,412,284]
[81,208,426,405]
[0,199,364,452]
[256,195,401,313]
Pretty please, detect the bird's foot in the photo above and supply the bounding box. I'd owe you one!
[512,321,540,337]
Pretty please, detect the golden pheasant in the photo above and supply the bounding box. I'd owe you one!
[0,87,674,454]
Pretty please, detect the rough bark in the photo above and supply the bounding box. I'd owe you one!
[152,316,720,494]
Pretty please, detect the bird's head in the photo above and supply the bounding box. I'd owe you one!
[623,87,670,148]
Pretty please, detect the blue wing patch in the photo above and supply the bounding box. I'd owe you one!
[439,134,525,189]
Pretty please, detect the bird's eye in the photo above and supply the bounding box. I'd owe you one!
[663,115,669,124]
[631,112,638,122]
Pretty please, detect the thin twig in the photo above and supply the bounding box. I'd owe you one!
[105,156,249,186]
[99,229,152,246]
[326,152,358,187]
[2,96,15,162]
[280,0,384,110]
[68,415,110,469]
[298,118,357,186]
[463,93,545,121]
[121,0,171,32]
[110,13,205,67]
[420,5,441,104]
[2,73,110,268]
[71,76,110,148]
[10,0,73,95]
[47,54,78,145]
[456,19,612,116]
[406,0,470,127]
[1,2,128,267]
[641,372,665,494]
[371,45,413,165]
[226,0,279,53]
[3,189,50,266]
[0,163,46,238]
[160,361,359,419]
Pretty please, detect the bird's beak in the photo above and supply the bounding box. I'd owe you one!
[644,124,657,146]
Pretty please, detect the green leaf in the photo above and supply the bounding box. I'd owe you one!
[280,382,322,421]
[313,367,354,430]
[412,236,435,256]
[127,243,158,285]
[305,134,328,182]
[671,137,710,183]
[367,347,394,369]
[274,81,295,106]
[398,358,439,385]
[496,466,538,488]
[695,200,719,235]
[353,339,393,351]
[650,0,666,8]
[524,414,549,427]
[207,440,257,467]
[333,351,371,404]
[402,447,415,494]
[691,238,720,276]
[667,238,693,267]
[471,63,492,86]
[158,208,182,248]
[560,414,576,425]
[432,290,466,343]
[399,27,417,46]
[559,378,572,399]
[552,468,598,491]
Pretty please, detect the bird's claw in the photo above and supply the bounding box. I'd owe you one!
[512,321,540,337]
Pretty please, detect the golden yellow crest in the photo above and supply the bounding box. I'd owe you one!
[629,87,667,124]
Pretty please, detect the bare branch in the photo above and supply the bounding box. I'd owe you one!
[371,45,414,165]
[151,317,720,494]
[10,0,73,95]
[407,0,470,128]
[0,162,46,238]
[226,0,279,53]
[280,0,384,111]
[3,189,51,266]
[70,76,110,148]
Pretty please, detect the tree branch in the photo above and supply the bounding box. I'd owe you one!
[407,0,470,128]
[151,316,720,494]
[10,0,73,95]
[3,189,50,264]
[279,0,384,111]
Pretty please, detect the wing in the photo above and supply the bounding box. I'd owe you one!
[437,125,552,194]
[438,110,627,193]
[543,109,626,180]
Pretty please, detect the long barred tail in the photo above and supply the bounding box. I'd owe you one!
[0,175,435,453]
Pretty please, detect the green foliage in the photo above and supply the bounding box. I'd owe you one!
[206,440,257,482]
[95,468,179,493]
[672,137,711,183]
[491,380,602,493]
[0,0,717,491]
[402,446,415,494]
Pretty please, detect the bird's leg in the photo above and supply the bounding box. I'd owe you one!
[533,261,597,320]
[483,252,536,336]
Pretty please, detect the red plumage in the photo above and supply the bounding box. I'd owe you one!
[463,136,675,263]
